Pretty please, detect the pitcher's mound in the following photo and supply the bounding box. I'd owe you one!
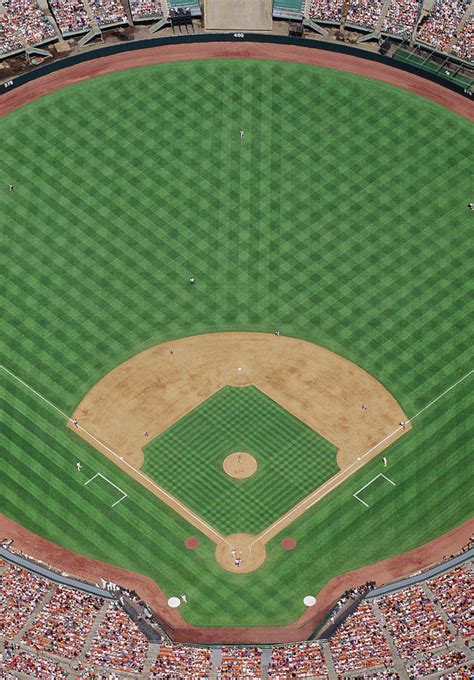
[185,537,200,550]
[281,537,297,551]
[223,452,257,479]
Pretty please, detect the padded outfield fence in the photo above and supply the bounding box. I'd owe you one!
[1,32,473,99]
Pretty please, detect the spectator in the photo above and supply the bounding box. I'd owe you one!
[2,0,56,47]
[427,565,474,638]
[49,0,91,34]
[417,0,470,52]
[0,564,50,639]
[268,641,328,678]
[85,601,149,674]
[309,0,343,23]
[450,16,473,60]
[129,0,163,20]
[377,584,453,658]
[217,646,262,678]
[383,0,422,37]
[150,643,211,678]
[21,585,104,659]
[88,0,127,27]
[329,601,393,673]
[345,0,384,30]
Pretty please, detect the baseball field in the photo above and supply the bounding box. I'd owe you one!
[1,54,473,636]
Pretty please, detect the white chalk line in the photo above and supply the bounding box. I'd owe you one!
[252,368,473,547]
[1,364,231,548]
[353,473,396,508]
[84,472,127,508]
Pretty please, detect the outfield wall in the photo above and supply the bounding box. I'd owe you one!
[1,32,472,99]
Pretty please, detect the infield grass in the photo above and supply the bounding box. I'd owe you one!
[143,385,337,534]
[1,59,473,627]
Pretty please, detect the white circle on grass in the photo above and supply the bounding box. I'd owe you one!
[304,595,317,607]
[168,597,181,608]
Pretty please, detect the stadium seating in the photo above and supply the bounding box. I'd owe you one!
[88,0,128,27]
[85,602,149,674]
[1,649,69,677]
[377,584,453,658]
[20,585,105,658]
[0,554,472,678]
[217,647,262,678]
[0,0,472,61]
[329,600,393,673]
[345,0,384,30]
[427,564,474,638]
[417,0,470,53]
[49,0,91,35]
[382,0,422,37]
[268,641,328,678]
[150,643,212,678]
[0,564,50,639]
[308,0,343,23]
[450,16,473,60]
[129,0,163,20]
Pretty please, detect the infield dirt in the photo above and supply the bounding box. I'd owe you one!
[71,332,408,572]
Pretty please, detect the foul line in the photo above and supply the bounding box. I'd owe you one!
[353,473,396,508]
[84,472,127,508]
[1,364,231,548]
[251,368,473,547]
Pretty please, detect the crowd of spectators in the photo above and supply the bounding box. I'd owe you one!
[1,15,22,55]
[21,584,105,659]
[49,0,91,34]
[377,584,453,659]
[88,0,127,27]
[150,643,211,678]
[345,0,384,30]
[417,0,470,53]
[217,647,262,678]
[1,648,69,678]
[329,601,393,673]
[427,565,474,638]
[0,564,50,640]
[382,0,421,37]
[308,0,343,23]
[268,641,328,679]
[129,0,163,19]
[85,602,149,674]
[450,16,473,60]
[407,649,469,676]
[2,0,56,46]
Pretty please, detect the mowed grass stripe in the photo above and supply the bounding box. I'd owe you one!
[143,386,337,534]
[2,59,473,626]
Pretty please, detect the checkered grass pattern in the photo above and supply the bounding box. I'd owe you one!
[143,386,337,534]
[1,60,473,627]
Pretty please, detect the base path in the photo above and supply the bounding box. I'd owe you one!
[2,513,472,644]
[1,42,472,121]
[71,332,407,571]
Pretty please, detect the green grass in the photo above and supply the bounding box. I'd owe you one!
[143,386,337,535]
[1,59,473,628]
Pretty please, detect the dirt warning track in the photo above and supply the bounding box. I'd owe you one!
[1,42,473,122]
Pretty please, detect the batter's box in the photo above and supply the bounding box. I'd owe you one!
[84,472,127,508]
[353,473,396,509]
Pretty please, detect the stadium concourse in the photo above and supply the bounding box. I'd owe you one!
[0,0,473,62]
[0,549,473,677]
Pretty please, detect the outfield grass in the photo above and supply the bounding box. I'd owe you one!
[1,59,473,627]
[143,386,337,535]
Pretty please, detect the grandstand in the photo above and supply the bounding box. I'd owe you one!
[0,547,472,677]
[1,0,472,64]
